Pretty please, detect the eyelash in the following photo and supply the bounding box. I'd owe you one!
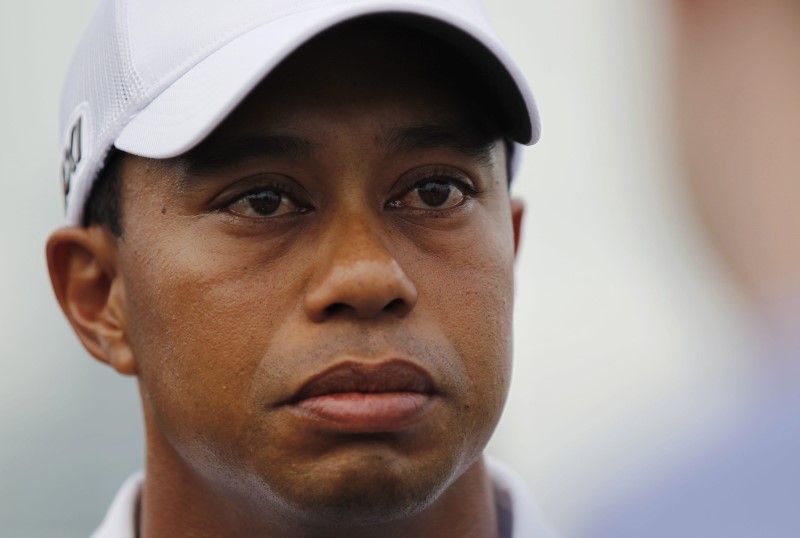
[386,168,482,212]
[215,180,311,217]
[420,171,477,194]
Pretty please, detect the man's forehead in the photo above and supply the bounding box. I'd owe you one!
[180,122,499,175]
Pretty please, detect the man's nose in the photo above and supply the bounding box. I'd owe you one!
[303,217,418,323]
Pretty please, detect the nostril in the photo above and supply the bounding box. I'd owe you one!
[385,298,407,315]
[323,303,349,317]
[319,298,409,320]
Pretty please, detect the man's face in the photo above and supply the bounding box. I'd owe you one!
[115,24,520,523]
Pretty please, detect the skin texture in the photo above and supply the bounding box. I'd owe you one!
[47,22,523,538]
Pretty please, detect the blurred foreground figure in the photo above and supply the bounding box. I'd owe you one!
[583,0,800,536]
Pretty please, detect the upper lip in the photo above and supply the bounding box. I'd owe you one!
[288,359,436,403]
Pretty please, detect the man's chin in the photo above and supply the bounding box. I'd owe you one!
[264,451,458,527]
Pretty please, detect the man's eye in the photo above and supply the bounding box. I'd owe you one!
[391,180,470,210]
[227,189,301,218]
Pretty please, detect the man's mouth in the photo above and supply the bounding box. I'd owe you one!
[285,359,437,432]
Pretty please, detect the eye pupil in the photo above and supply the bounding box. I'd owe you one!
[417,181,452,207]
[248,191,281,215]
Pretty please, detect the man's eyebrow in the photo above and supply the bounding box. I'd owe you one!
[181,135,315,176]
[378,124,498,164]
[174,125,497,187]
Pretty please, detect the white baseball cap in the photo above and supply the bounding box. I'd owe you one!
[59,0,541,225]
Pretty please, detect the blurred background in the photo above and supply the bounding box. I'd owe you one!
[0,1,760,536]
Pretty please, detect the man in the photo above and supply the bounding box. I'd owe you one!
[47,0,554,536]
[581,0,800,536]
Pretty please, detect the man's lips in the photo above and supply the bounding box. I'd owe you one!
[285,360,437,432]
[292,360,436,399]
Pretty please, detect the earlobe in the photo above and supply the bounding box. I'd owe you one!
[510,198,524,257]
[46,226,137,376]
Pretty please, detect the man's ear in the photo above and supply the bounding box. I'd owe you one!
[510,198,524,257]
[46,226,136,376]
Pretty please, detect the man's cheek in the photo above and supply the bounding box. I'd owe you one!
[125,255,273,397]
[427,257,513,403]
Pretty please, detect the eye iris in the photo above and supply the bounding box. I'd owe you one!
[418,181,452,207]
[248,191,281,215]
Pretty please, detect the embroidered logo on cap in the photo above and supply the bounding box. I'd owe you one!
[62,116,84,199]
[61,103,90,207]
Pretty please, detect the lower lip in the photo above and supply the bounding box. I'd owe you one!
[292,392,431,432]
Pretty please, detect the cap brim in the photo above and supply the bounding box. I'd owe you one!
[114,2,540,159]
